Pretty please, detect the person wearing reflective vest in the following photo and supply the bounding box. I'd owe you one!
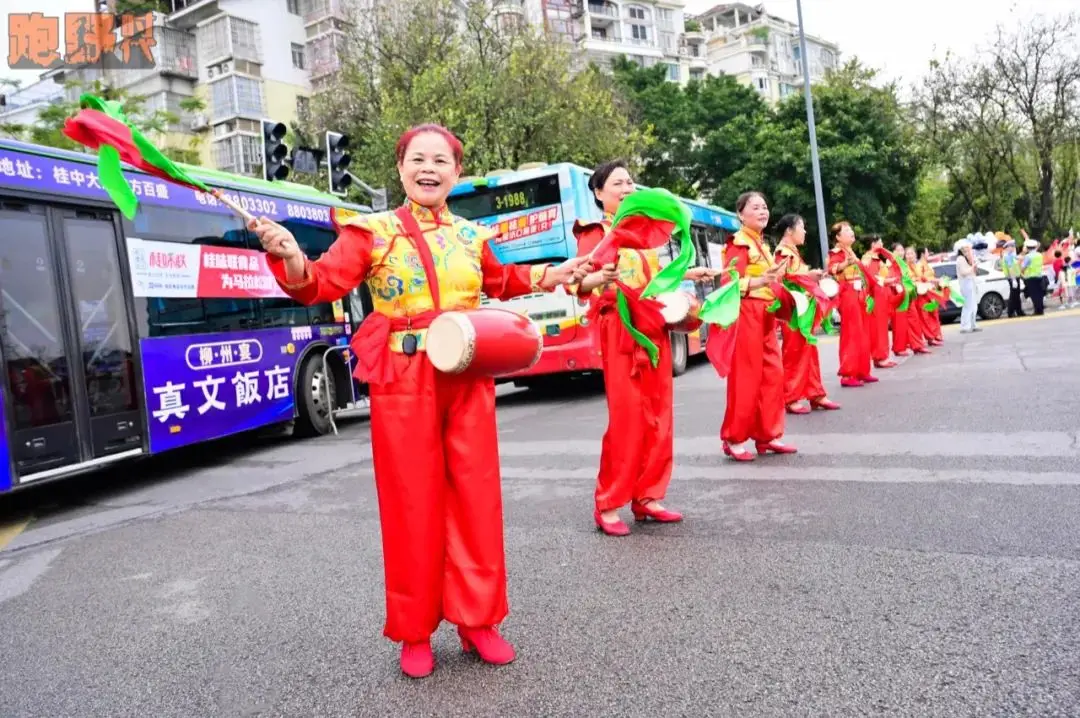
[1021,236,1045,315]
[1000,239,1024,317]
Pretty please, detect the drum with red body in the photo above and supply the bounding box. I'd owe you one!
[656,291,703,334]
[425,307,543,377]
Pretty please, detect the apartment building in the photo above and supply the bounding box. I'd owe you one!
[540,0,690,82]
[690,2,840,104]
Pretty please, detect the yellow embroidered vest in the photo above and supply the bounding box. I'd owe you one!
[340,202,543,351]
[776,241,808,275]
[733,228,775,301]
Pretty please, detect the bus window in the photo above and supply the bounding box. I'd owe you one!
[448,175,561,220]
[123,206,258,337]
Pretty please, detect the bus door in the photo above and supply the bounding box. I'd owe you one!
[0,200,144,483]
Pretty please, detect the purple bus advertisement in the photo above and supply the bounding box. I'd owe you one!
[0,139,373,495]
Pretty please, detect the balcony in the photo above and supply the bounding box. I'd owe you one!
[168,0,219,30]
[588,2,617,18]
[152,27,198,79]
[306,34,344,80]
[198,16,262,66]
[303,0,354,26]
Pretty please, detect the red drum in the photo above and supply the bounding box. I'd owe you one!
[658,291,703,334]
[425,308,543,377]
[818,277,840,299]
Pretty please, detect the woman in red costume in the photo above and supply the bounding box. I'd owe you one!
[860,236,898,370]
[889,242,930,357]
[916,247,945,346]
[719,191,797,461]
[250,124,590,679]
[573,159,717,536]
[904,246,936,351]
[773,213,841,414]
[827,222,877,387]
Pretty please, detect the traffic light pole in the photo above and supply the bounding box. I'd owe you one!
[348,173,388,212]
[796,0,829,266]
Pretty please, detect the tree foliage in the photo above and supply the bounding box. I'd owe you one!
[298,0,647,206]
[914,12,1080,240]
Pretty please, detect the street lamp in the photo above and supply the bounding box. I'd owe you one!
[796,0,829,266]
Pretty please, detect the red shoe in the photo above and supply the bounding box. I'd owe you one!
[840,377,864,388]
[786,402,811,415]
[631,501,683,523]
[755,440,798,455]
[459,626,516,666]
[400,641,435,679]
[594,510,630,536]
[894,351,912,358]
[723,441,755,462]
[875,360,897,368]
[914,348,932,354]
[861,375,879,383]
[811,398,841,411]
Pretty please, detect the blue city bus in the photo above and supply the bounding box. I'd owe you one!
[0,138,373,494]
[447,162,739,383]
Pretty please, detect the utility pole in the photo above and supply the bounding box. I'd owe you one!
[796,0,829,266]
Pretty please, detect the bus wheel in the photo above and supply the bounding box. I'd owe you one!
[671,333,688,377]
[295,353,336,437]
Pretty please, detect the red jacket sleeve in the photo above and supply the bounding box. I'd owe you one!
[480,242,550,300]
[267,223,374,305]
[827,249,845,277]
[725,244,752,294]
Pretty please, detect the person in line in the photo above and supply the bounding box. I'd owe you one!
[717,191,796,461]
[774,213,841,414]
[251,124,590,679]
[827,222,876,387]
[573,159,718,536]
[916,247,944,346]
[861,235,898,370]
[955,238,980,333]
[887,243,930,357]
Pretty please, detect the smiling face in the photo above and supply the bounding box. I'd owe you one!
[837,224,855,247]
[739,194,770,232]
[594,166,635,215]
[905,247,917,263]
[397,131,462,208]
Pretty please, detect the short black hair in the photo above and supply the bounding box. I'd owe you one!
[588,159,630,210]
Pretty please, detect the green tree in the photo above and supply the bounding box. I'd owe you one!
[611,57,767,200]
[722,60,922,265]
[299,0,646,206]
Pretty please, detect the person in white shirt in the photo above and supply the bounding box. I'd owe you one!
[955,239,980,333]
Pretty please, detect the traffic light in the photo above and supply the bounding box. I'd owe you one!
[261,120,289,182]
[326,131,352,196]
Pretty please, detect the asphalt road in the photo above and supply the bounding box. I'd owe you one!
[2,311,1080,717]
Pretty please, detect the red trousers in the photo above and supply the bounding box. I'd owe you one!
[868,286,892,364]
[896,302,927,353]
[722,299,785,444]
[595,312,674,511]
[781,323,826,404]
[917,298,942,342]
[369,352,507,643]
[836,285,872,379]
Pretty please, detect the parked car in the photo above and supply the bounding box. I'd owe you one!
[930,260,1010,322]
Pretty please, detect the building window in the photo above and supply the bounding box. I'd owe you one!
[291,43,305,69]
[627,6,646,20]
[209,76,265,120]
[656,7,674,30]
[631,24,648,41]
[690,69,705,82]
[757,77,768,91]
[287,0,300,14]
[212,133,262,175]
[665,63,679,82]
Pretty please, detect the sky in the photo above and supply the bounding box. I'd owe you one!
[685,0,1076,92]
[1,0,1075,90]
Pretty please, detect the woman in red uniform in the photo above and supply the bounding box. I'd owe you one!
[827,222,877,387]
[574,159,717,536]
[889,242,930,357]
[774,213,841,414]
[720,191,796,461]
[250,124,590,679]
[860,236,898,370]
[916,247,945,346]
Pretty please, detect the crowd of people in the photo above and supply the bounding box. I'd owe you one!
[247,124,997,680]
